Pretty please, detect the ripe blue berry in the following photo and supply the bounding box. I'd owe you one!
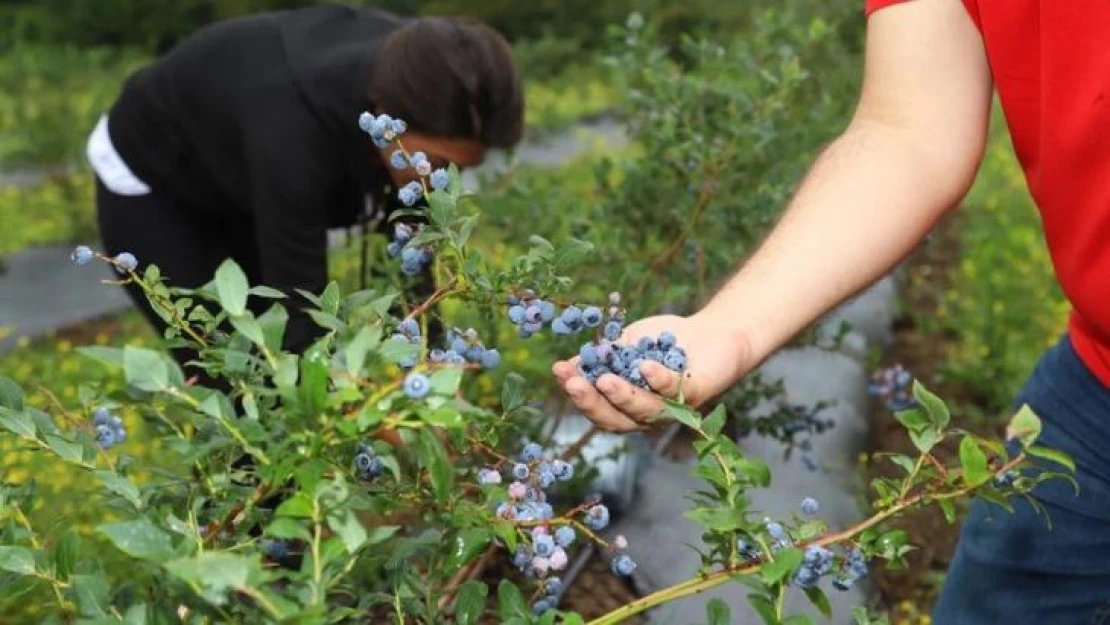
[513,463,530,480]
[544,577,563,596]
[358,112,374,132]
[389,118,407,135]
[524,305,543,324]
[532,599,552,615]
[399,318,420,337]
[561,306,583,328]
[71,245,94,265]
[551,318,571,335]
[585,504,610,531]
[403,372,430,399]
[663,349,687,372]
[636,336,655,352]
[534,534,555,557]
[582,306,603,327]
[389,150,408,170]
[95,425,116,449]
[552,460,574,481]
[538,470,556,489]
[521,443,543,463]
[508,305,526,325]
[398,186,418,207]
[355,452,373,472]
[93,407,111,425]
[611,555,636,576]
[657,331,677,351]
[113,252,138,273]
[539,300,557,322]
[604,320,623,341]
[555,526,576,547]
[766,522,786,540]
[580,344,600,367]
[801,497,819,516]
[477,348,500,369]
[430,168,450,190]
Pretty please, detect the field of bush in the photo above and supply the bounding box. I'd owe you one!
[0,2,1076,623]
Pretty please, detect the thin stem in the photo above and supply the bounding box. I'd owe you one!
[236,584,285,620]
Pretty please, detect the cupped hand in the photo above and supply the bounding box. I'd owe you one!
[551,313,753,432]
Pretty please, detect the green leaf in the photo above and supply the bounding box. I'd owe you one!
[497,580,526,620]
[43,434,84,464]
[908,427,940,454]
[379,337,420,366]
[122,603,148,625]
[0,407,36,441]
[446,528,492,571]
[344,325,381,375]
[1025,445,1076,472]
[0,546,36,575]
[326,508,368,554]
[912,381,950,429]
[266,518,312,542]
[419,429,454,504]
[214,259,249,316]
[0,376,24,411]
[684,506,744,532]
[95,471,142,509]
[419,406,465,428]
[52,531,79,580]
[307,310,345,332]
[99,520,174,561]
[959,436,990,487]
[783,616,815,625]
[71,572,110,617]
[748,593,780,625]
[938,498,957,523]
[275,493,314,518]
[123,346,170,392]
[706,598,730,625]
[702,405,727,436]
[893,407,930,433]
[760,547,803,585]
[320,281,341,315]
[803,586,832,619]
[249,286,287,299]
[257,303,288,353]
[1006,404,1043,448]
[229,313,265,346]
[76,346,126,368]
[429,367,464,396]
[299,348,330,415]
[366,525,401,545]
[888,454,917,475]
[660,398,702,430]
[164,552,259,606]
[501,373,525,413]
[455,581,488,625]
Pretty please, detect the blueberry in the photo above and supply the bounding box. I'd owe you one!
[582,306,603,327]
[551,460,574,481]
[580,344,600,367]
[524,305,543,324]
[538,470,555,489]
[113,252,138,273]
[387,241,402,257]
[801,497,819,516]
[532,599,552,614]
[544,577,563,596]
[355,452,374,472]
[478,468,502,485]
[389,150,408,170]
[480,348,502,369]
[513,463,530,480]
[551,318,572,335]
[555,526,576,547]
[534,534,555,557]
[539,300,557,322]
[508,305,526,325]
[521,443,543,463]
[95,425,116,449]
[430,168,450,190]
[766,522,786,540]
[636,337,655,352]
[657,331,677,351]
[397,186,418,207]
[403,372,431,399]
[389,118,407,136]
[663,349,687,372]
[585,504,610,531]
[358,112,374,132]
[399,317,420,337]
[93,407,111,426]
[560,306,583,328]
[611,555,636,576]
[71,245,94,266]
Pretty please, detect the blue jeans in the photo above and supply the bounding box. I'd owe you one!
[933,335,1110,624]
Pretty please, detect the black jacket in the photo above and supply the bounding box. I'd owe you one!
[107,6,406,344]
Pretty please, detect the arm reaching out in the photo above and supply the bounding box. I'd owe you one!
[553,0,993,431]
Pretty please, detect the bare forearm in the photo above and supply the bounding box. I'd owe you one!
[697,120,974,371]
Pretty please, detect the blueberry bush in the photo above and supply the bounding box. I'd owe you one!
[0,90,1076,623]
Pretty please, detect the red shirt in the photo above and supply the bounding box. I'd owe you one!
[866,0,1110,387]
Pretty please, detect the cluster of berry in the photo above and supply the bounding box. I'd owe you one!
[92,407,127,449]
[358,112,406,149]
[780,404,836,472]
[390,317,424,369]
[868,365,916,411]
[429,328,501,370]
[576,331,687,388]
[506,291,622,340]
[70,246,138,275]
[353,442,385,481]
[387,223,434,277]
[480,442,635,615]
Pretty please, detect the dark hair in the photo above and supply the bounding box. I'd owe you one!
[367,17,524,148]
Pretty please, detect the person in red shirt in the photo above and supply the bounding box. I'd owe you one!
[553,1,1110,621]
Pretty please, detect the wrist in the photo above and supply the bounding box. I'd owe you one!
[688,307,758,390]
